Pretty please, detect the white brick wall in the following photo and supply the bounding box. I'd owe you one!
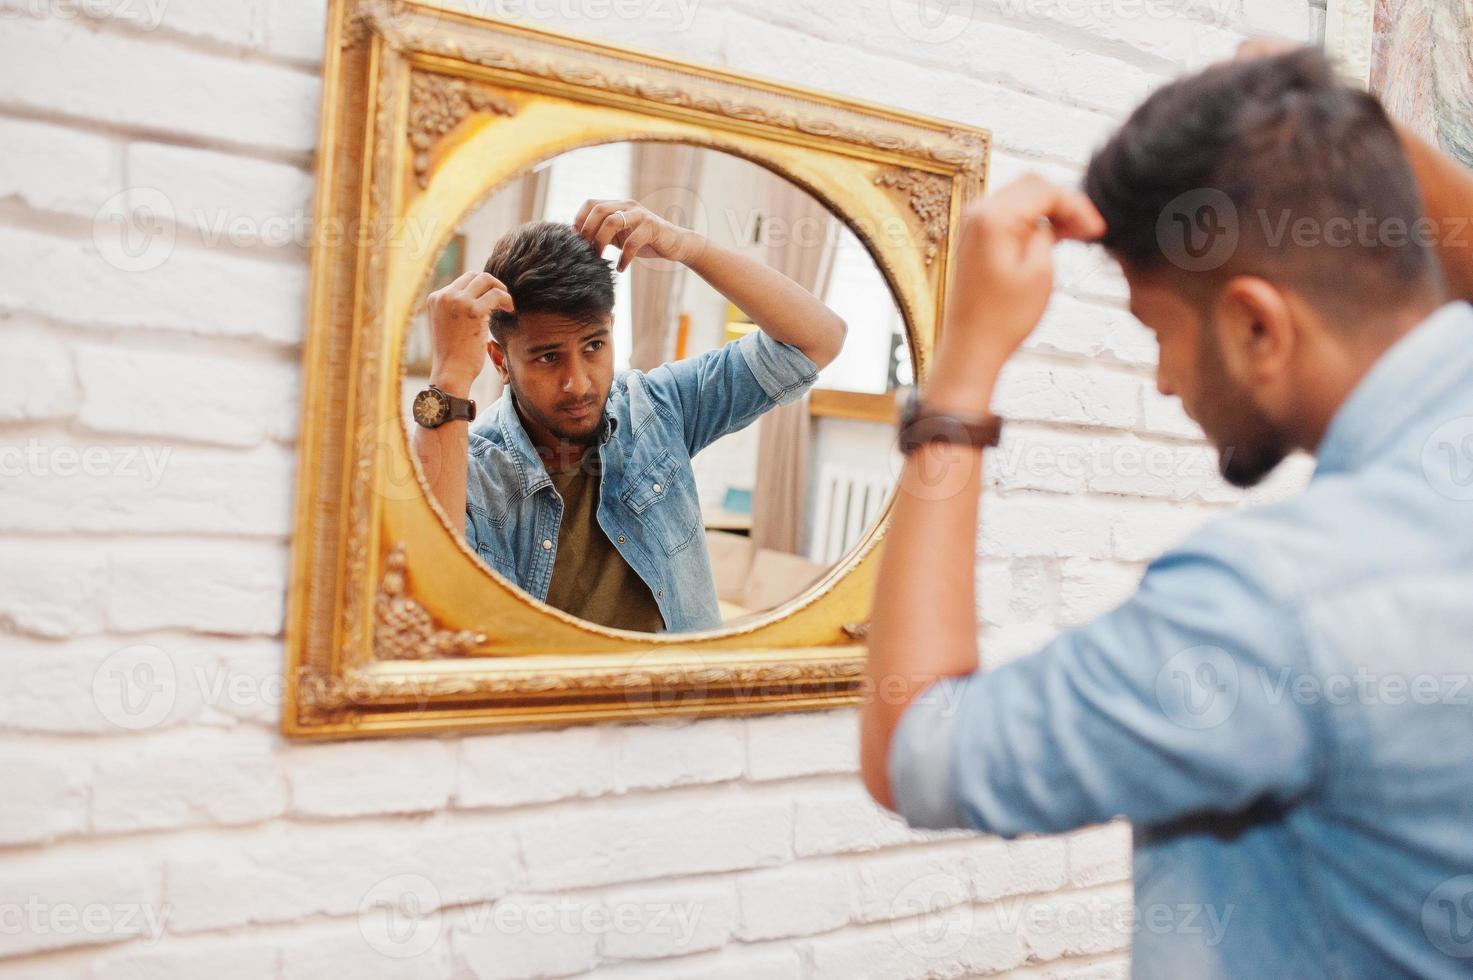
[0,0,1319,976]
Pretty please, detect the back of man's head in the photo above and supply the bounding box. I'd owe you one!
[483,221,614,343]
[1084,47,1444,326]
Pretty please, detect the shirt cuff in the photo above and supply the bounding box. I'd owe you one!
[735,329,818,406]
[887,674,970,831]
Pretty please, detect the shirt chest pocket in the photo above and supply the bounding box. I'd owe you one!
[619,448,699,556]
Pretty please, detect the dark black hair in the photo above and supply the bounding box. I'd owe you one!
[483,220,614,341]
[1083,46,1442,319]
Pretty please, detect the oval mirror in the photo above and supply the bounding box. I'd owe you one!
[401,141,910,634]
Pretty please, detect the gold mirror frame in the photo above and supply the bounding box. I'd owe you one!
[284,0,991,738]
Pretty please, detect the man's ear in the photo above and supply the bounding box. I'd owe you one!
[487,338,510,384]
[1212,275,1296,387]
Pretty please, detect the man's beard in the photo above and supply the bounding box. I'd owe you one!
[1197,317,1291,489]
[507,374,607,446]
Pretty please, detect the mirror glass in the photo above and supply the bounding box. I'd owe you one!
[402,141,909,633]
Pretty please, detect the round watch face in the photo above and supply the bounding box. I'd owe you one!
[413,388,447,427]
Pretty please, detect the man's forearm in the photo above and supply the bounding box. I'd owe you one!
[855,173,1105,813]
[859,367,1001,811]
[1396,121,1473,303]
[411,375,472,539]
[683,237,847,368]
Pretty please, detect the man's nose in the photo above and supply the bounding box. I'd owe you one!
[562,362,592,396]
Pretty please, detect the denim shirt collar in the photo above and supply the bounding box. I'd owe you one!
[1313,300,1473,479]
[487,388,619,498]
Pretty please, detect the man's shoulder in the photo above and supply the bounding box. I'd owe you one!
[606,366,686,433]
[464,399,533,501]
[467,405,509,457]
[1153,457,1460,609]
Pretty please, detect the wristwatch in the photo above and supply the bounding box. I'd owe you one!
[897,385,1004,455]
[412,385,476,429]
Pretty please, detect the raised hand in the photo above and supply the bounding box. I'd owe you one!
[1233,37,1300,62]
[927,174,1106,410]
[425,270,514,393]
[573,199,702,272]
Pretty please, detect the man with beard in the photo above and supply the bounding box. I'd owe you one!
[861,46,1473,978]
[410,202,845,633]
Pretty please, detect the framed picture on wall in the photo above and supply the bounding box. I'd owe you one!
[1325,0,1473,168]
[432,233,468,292]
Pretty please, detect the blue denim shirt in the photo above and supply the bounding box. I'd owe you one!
[888,300,1473,978]
[463,329,818,632]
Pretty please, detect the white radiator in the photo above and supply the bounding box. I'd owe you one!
[809,463,893,564]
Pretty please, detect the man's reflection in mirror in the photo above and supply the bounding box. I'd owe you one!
[410,201,847,632]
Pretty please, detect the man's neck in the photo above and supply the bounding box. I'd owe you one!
[511,396,591,471]
[1302,296,1447,454]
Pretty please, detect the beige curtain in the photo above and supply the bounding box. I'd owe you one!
[628,143,703,372]
[749,176,838,555]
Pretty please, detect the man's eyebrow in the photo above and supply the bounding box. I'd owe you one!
[525,327,610,356]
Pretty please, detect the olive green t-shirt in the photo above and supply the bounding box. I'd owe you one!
[544,448,667,633]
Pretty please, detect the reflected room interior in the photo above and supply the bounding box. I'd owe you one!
[401,142,910,631]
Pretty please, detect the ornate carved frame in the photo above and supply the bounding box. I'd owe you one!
[283,0,991,738]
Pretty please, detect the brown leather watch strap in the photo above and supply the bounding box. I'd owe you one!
[443,390,476,424]
[898,390,1004,455]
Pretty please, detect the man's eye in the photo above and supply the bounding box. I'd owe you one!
[538,353,558,364]
[586,340,605,353]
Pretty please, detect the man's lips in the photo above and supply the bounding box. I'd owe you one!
[561,402,597,420]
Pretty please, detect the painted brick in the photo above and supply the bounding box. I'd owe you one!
[285,738,456,818]
[0,1,1321,976]
[521,793,793,890]
[0,117,117,218]
[0,227,307,345]
[0,15,319,153]
[0,319,79,421]
[745,708,858,781]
